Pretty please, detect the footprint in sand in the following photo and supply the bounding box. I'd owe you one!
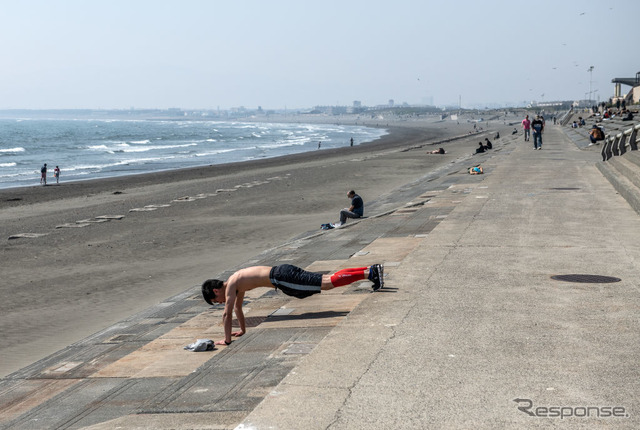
[8,233,49,240]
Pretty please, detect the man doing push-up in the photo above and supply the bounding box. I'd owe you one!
[202,263,384,346]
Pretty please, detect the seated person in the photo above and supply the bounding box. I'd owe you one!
[589,125,605,143]
[429,147,446,154]
[336,190,364,226]
[469,166,483,175]
[494,131,500,139]
[475,142,485,154]
[571,121,578,128]
[484,138,492,149]
[622,110,634,121]
[511,128,518,135]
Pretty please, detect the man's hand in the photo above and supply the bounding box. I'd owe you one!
[231,330,245,337]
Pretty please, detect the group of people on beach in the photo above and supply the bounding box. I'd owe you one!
[40,163,60,186]
[474,138,493,154]
[521,114,545,150]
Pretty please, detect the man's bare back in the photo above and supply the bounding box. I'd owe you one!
[226,266,274,294]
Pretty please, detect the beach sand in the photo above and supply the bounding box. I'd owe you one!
[0,115,508,377]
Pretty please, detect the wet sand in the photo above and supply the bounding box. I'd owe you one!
[0,115,500,377]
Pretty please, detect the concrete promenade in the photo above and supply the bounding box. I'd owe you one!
[1,125,639,429]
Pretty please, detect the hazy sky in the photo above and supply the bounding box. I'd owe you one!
[2,0,638,109]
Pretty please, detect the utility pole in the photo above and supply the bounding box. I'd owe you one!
[588,66,594,104]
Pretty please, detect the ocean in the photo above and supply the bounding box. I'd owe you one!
[0,118,387,189]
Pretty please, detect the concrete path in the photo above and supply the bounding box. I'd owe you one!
[1,126,639,429]
[239,127,640,429]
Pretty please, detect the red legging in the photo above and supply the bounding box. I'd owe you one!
[330,267,368,287]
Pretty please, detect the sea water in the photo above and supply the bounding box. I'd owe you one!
[0,118,386,189]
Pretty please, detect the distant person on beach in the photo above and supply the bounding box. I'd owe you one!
[54,166,60,184]
[494,131,500,139]
[475,142,485,154]
[40,163,47,185]
[202,263,384,345]
[522,115,531,141]
[335,190,364,226]
[512,128,518,135]
[318,141,321,149]
[429,147,446,154]
[484,138,492,149]
[531,115,544,150]
[350,137,354,147]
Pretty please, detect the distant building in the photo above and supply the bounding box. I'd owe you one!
[388,99,394,107]
[612,71,640,104]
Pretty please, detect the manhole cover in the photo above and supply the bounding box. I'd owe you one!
[551,274,621,283]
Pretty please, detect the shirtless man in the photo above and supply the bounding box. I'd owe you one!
[202,263,384,346]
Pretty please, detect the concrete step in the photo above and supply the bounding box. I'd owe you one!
[596,160,640,215]
[607,155,640,190]
[623,150,640,168]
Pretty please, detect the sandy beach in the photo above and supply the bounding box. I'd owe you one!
[0,115,509,377]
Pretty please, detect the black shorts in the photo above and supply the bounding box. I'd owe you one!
[269,264,322,299]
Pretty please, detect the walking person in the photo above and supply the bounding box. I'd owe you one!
[202,263,384,345]
[531,115,544,150]
[521,115,531,141]
[40,163,47,185]
[54,166,60,184]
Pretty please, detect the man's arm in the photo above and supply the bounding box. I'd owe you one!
[216,281,237,346]
[232,291,246,337]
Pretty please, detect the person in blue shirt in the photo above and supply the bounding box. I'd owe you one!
[337,190,364,226]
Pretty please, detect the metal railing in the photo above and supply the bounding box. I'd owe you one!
[601,123,640,161]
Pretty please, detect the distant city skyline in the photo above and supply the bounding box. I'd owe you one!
[1,0,638,110]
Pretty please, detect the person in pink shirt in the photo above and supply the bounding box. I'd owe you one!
[521,115,531,142]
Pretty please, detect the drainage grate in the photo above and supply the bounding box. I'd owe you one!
[233,316,267,328]
[551,274,621,283]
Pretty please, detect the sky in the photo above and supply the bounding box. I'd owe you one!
[1,0,639,110]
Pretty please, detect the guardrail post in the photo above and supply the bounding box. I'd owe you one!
[612,135,621,156]
[619,134,628,156]
[603,137,613,161]
[630,127,638,151]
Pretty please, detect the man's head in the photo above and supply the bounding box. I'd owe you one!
[347,190,355,198]
[202,279,225,305]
